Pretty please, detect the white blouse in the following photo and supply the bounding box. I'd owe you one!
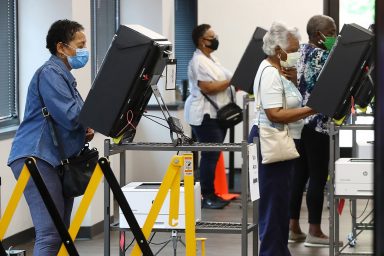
[184,49,233,126]
[253,59,304,139]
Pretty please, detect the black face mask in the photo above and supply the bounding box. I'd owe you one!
[206,38,219,50]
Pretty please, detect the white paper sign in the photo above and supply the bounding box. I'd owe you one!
[248,143,260,201]
[165,59,176,90]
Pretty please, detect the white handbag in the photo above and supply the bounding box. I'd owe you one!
[256,66,300,164]
[259,125,300,164]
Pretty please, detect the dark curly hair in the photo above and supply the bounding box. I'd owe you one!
[46,19,84,55]
[192,24,211,47]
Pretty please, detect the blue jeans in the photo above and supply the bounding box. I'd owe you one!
[10,158,74,256]
[248,125,294,256]
[191,115,227,196]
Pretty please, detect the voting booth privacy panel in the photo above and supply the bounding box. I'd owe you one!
[307,23,374,120]
[79,25,172,142]
[230,27,267,94]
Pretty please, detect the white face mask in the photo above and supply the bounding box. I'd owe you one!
[280,50,300,68]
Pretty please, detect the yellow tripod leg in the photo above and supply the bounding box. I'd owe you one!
[169,170,180,227]
[0,164,31,240]
[183,154,196,256]
[57,163,104,256]
[196,238,207,256]
[131,155,183,256]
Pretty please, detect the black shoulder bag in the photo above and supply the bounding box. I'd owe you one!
[36,70,99,198]
[201,87,243,128]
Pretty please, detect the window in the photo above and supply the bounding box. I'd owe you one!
[174,0,197,99]
[0,0,18,130]
[339,0,375,30]
[324,0,375,31]
[91,0,118,80]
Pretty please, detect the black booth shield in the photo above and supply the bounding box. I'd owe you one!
[79,25,172,141]
[230,27,267,94]
[307,23,374,119]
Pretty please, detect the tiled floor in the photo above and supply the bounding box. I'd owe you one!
[13,195,373,255]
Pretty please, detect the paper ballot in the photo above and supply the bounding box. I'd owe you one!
[248,143,260,201]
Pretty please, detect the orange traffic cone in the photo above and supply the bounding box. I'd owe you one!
[214,152,240,200]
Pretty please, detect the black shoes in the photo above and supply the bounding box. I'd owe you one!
[202,194,230,209]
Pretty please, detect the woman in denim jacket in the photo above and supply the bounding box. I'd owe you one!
[7,19,94,255]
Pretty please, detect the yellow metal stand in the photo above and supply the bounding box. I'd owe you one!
[131,153,197,256]
[195,238,207,256]
[57,163,104,256]
[0,164,31,240]
[1,154,199,255]
[0,158,105,256]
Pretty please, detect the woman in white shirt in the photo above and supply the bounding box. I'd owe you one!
[184,24,233,209]
[248,22,315,256]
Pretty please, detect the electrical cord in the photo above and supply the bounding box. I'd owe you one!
[7,246,12,256]
[124,232,157,252]
[124,237,135,252]
[143,114,167,121]
[349,199,371,219]
[143,114,169,129]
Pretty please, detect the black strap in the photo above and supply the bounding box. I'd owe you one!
[98,158,154,256]
[35,70,68,164]
[26,158,79,256]
[200,85,235,110]
[0,241,7,256]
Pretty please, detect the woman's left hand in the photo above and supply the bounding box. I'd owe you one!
[281,67,298,85]
[85,128,95,142]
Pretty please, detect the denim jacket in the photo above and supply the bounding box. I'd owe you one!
[8,55,86,167]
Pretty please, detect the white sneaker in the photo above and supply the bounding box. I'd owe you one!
[304,234,343,248]
[288,230,307,243]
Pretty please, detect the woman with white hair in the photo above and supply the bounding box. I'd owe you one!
[248,22,315,256]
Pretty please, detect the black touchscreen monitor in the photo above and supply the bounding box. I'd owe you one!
[230,27,267,94]
[79,25,172,142]
[307,23,374,120]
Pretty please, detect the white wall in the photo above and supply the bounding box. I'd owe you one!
[198,0,323,73]
[18,0,71,119]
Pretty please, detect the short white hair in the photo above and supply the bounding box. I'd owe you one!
[262,22,301,56]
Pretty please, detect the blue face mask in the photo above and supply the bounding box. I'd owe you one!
[64,44,89,69]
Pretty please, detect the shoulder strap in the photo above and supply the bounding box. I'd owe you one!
[36,69,67,164]
[256,65,288,110]
[256,65,273,124]
[256,65,290,132]
[200,85,234,110]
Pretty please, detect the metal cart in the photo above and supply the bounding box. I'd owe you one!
[328,119,374,256]
[103,96,259,256]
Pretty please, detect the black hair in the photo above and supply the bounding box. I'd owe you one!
[46,19,84,55]
[307,15,335,40]
[192,24,211,47]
